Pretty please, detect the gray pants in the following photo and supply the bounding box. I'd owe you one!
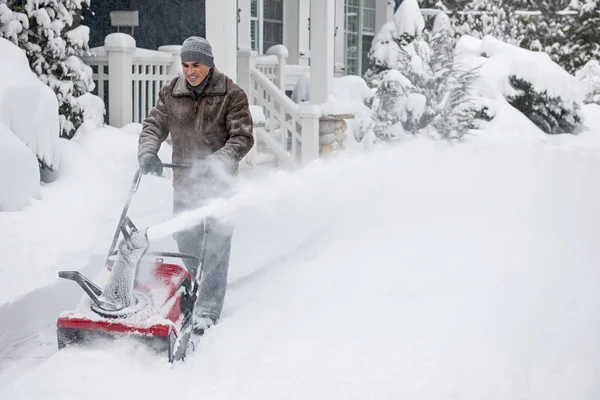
[173,201,233,322]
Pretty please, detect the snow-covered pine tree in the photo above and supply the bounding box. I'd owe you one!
[450,0,524,45]
[0,0,94,139]
[566,0,600,72]
[506,75,581,134]
[362,0,486,142]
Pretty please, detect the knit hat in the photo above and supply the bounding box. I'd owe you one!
[180,36,214,67]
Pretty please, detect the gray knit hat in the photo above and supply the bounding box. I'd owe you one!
[180,36,214,66]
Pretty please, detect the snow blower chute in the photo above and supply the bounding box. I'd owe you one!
[56,164,205,362]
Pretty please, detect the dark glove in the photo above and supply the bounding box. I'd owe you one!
[139,153,163,176]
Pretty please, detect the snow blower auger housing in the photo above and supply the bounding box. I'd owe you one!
[56,164,205,363]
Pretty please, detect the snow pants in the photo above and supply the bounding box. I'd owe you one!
[173,201,234,322]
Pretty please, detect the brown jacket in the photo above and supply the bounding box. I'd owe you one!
[138,67,254,203]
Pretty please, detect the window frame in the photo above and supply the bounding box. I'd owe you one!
[251,0,285,55]
[344,0,377,76]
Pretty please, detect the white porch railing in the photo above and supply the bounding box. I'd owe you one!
[81,33,181,128]
[248,66,320,167]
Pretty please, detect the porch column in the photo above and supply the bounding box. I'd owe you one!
[309,0,335,104]
[334,0,345,76]
[284,0,310,65]
[205,0,237,79]
[237,0,252,91]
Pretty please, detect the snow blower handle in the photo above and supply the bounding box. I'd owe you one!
[105,164,193,269]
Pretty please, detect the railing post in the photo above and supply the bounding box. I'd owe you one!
[298,104,321,164]
[237,46,253,95]
[104,33,135,128]
[158,45,182,78]
[266,45,288,91]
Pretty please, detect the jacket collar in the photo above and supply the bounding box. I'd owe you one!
[172,67,227,98]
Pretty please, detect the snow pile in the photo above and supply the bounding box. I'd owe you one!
[0,122,41,211]
[0,38,60,170]
[576,59,600,104]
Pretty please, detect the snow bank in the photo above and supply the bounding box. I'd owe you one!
[456,35,584,104]
[0,38,60,169]
[0,122,40,211]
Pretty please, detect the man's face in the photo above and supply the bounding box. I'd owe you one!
[182,62,211,86]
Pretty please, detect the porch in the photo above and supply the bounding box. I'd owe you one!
[81,0,389,169]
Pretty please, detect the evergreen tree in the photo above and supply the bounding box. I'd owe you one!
[567,0,600,72]
[0,0,94,139]
[362,2,486,142]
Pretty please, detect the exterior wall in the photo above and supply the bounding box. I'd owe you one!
[85,0,206,50]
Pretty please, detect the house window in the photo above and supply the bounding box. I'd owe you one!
[345,0,376,77]
[250,0,284,54]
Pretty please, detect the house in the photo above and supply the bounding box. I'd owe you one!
[85,0,395,81]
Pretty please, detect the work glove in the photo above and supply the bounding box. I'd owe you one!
[139,153,163,176]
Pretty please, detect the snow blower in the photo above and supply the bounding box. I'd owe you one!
[56,164,205,362]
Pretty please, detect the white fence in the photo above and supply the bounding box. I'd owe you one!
[82,33,181,128]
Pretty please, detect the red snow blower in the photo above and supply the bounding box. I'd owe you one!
[56,164,204,362]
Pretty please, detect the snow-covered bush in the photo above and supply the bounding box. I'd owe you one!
[455,35,584,135]
[0,0,94,139]
[506,76,581,134]
[362,1,486,142]
[576,60,600,104]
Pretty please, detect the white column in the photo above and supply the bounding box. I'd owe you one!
[237,0,252,90]
[298,0,310,65]
[299,104,321,164]
[334,0,345,76]
[205,0,237,80]
[285,0,311,65]
[309,0,335,104]
[284,0,300,64]
[105,33,135,128]
[237,0,251,51]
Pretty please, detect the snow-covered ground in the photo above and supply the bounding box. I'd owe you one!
[1,101,600,398]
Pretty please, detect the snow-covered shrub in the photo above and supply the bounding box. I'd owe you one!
[0,0,94,139]
[362,2,486,142]
[455,35,584,135]
[576,60,600,104]
[506,76,581,134]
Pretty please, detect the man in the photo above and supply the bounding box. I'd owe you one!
[137,36,254,333]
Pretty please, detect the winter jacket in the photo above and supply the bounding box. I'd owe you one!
[138,67,254,204]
